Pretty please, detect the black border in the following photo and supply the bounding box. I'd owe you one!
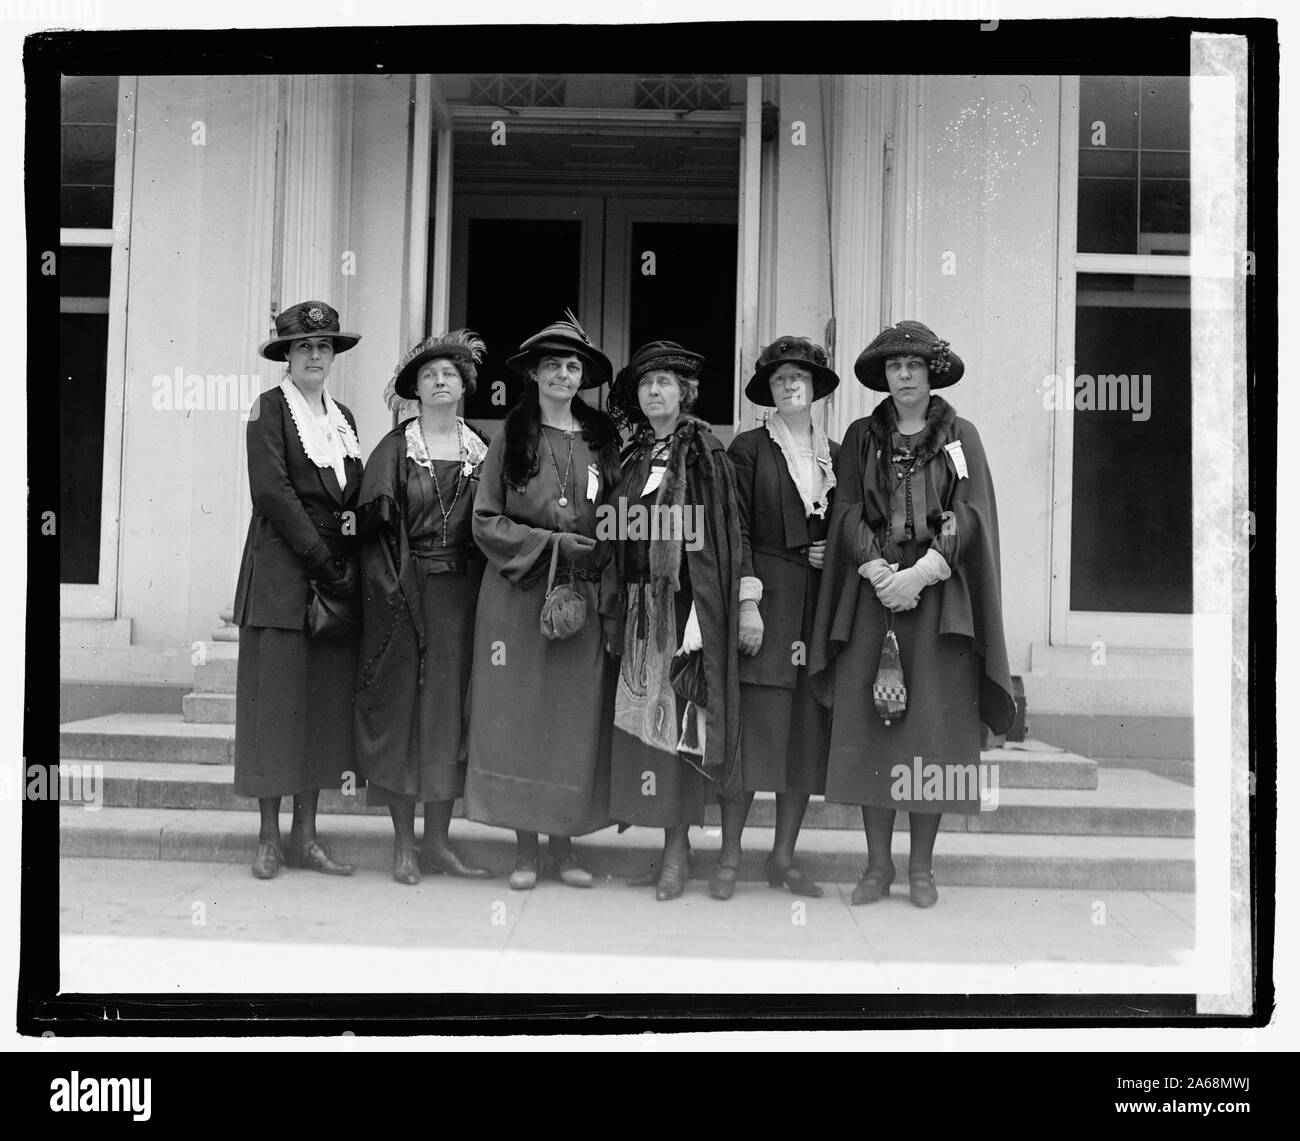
[27,16,1278,1036]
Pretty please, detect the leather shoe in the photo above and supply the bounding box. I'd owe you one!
[549,851,594,888]
[626,848,695,888]
[508,856,540,891]
[392,844,420,886]
[851,863,896,905]
[909,867,939,908]
[420,847,494,879]
[765,854,824,898]
[284,838,355,876]
[251,840,282,880]
[655,860,688,901]
[708,861,739,901]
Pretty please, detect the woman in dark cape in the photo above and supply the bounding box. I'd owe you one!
[600,340,751,901]
[809,321,1014,908]
[354,330,494,885]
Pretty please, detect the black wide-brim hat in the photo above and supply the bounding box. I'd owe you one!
[258,300,361,362]
[392,330,487,400]
[744,335,840,407]
[853,320,964,392]
[613,339,705,398]
[506,311,611,390]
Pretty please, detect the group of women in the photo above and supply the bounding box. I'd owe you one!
[232,300,1014,908]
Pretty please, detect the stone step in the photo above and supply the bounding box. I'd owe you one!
[1020,673,1192,716]
[194,655,239,694]
[1032,712,1194,760]
[182,693,236,724]
[1028,643,1191,679]
[60,714,233,765]
[58,807,1195,890]
[64,761,1191,837]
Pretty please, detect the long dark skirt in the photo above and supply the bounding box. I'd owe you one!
[740,677,828,794]
[609,582,708,828]
[823,551,984,814]
[366,563,478,806]
[234,625,359,798]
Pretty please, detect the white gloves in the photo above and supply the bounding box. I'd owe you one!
[866,548,951,612]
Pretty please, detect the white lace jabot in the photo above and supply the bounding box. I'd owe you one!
[280,379,361,483]
[405,417,488,478]
[766,412,836,519]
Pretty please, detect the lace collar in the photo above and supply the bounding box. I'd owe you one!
[766,412,836,519]
[279,378,361,469]
[405,416,488,478]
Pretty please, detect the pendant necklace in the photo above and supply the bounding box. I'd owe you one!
[420,418,466,546]
[542,426,575,507]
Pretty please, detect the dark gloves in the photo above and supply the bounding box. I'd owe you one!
[318,556,359,597]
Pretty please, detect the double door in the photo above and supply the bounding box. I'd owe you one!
[450,195,739,439]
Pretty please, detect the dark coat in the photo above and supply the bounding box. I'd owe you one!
[727,426,840,690]
[232,385,363,630]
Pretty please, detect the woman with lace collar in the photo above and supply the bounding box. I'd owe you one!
[233,301,365,880]
[721,337,841,901]
[808,321,1015,909]
[354,331,494,886]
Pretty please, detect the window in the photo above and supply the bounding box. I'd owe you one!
[60,74,121,586]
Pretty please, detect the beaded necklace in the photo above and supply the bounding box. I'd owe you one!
[419,418,467,547]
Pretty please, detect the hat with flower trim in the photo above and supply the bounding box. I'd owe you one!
[258,301,362,362]
[853,320,964,392]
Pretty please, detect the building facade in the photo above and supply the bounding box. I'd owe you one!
[59,72,1199,754]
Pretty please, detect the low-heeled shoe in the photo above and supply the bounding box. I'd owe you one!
[908,868,939,908]
[420,847,494,879]
[765,855,824,898]
[655,861,688,901]
[851,863,896,905]
[284,839,355,876]
[251,840,282,880]
[709,862,739,901]
[392,845,420,886]
[508,857,540,891]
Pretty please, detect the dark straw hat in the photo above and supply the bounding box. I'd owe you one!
[614,340,704,394]
[391,330,486,400]
[506,309,611,390]
[853,320,964,392]
[258,301,361,362]
[744,335,840,407]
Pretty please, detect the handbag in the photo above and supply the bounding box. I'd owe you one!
[305,580,362,640]
[872,609,907,725]
[669,649,709,710]
[539,534,588,641]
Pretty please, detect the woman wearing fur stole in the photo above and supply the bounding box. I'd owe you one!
[808,321,1015,909]
[464,315,622,891]
[600,341,755,902]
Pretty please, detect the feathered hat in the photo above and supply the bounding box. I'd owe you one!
[387,329,487,405]
[506,309,611,390]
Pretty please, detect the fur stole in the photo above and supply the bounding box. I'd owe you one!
[866,393,958,475]
[502,388,621,492]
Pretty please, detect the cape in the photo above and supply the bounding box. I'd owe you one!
[600,416,746,797]
[353,418,489,771]
[808,395,1015,735]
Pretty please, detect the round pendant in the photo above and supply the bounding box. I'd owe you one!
[558,496,568,507]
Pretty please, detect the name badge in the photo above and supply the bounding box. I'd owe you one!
[586,463,599,502]
[944,440,969,480]
[643,464,666,496]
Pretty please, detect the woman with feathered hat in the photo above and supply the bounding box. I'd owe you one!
[233,301,365,880]
[353,330,495,885]
[600,341,752,901]
[719,337,840,900]
[463,313,622,890]
[809,321,1015,908]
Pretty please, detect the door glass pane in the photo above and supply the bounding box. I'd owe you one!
[1069,274,1191,613]
[61,75,118,229]
[626,220,737,426]
[60,312,109,583]
[460,218,582,421]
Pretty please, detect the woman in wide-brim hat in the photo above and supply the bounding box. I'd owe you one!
[719,336,840,900]
[233,301,366,880]
[599,340,751,901]
[464,313,622,889]
[808,320,1015,908]
[353,330,496,885]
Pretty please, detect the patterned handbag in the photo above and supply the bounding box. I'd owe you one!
[872,610,907,725]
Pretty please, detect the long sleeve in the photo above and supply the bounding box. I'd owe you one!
[471,432,554,587]
[724,434,758,583]
[245,391,332,572]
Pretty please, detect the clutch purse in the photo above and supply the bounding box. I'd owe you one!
[872,610,907,725]
[539,534,588,641]
[669,649,709,710]
[305,581,361,640]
